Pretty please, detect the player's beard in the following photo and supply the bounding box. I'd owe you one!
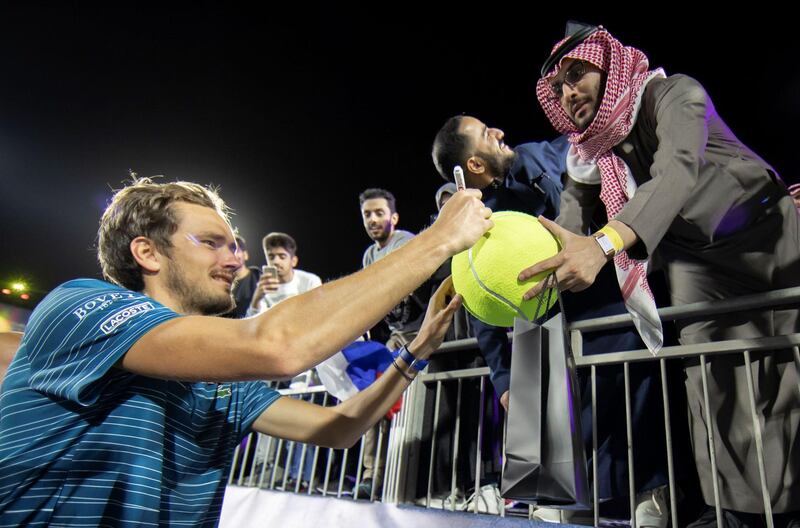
[164,260,235,316]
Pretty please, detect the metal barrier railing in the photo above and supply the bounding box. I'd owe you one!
[228,286,800,527]
[227,383,395,502]
[566,286,800,528]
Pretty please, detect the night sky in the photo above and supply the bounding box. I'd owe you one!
[2,5,798,308]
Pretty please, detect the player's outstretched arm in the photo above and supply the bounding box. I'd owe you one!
[121,192,492,382]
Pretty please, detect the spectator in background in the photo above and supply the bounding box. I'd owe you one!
[246,232,323,489]
[248,232,321,316]
[360,188,427,346]
[358,188,427,498]
[224,234,261,319]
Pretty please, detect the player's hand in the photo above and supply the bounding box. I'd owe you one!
[518,216,608,299]
[500,390,509,412]
[430,189,493,255]
[409,276,462,360]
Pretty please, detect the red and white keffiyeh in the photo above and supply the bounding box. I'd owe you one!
[536,30,665,355]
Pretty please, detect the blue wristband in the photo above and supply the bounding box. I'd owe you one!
[393,344,429,372]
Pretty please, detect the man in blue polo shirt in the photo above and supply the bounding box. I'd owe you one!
[0,177,493,526]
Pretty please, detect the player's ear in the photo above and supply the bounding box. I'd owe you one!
[131,237,162,273]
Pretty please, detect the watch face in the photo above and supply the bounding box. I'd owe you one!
[595,234,615,255]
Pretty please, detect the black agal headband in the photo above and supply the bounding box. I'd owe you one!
[540,21,601,78]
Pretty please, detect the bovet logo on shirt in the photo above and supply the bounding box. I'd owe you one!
[100,302,155,334]
[73,292,138,320]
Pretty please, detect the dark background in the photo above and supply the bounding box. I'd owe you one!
[2,4,797,307]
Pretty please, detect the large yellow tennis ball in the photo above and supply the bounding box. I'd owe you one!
[451,211,559,327]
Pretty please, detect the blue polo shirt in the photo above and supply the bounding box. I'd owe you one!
[0,279,280,527]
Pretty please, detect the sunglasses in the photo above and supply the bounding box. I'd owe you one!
[549,61,587,98]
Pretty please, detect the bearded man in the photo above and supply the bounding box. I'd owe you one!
[521,23,800,525]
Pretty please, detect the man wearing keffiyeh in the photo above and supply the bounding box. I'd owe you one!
[525,24,800,525]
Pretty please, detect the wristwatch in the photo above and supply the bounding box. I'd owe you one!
[593,232,616,258]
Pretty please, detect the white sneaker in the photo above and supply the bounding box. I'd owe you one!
[531,506,593,524]
[531,507,566,523]
[465,484,503,514]
[635,486,668,528]
[414,489,466,510]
